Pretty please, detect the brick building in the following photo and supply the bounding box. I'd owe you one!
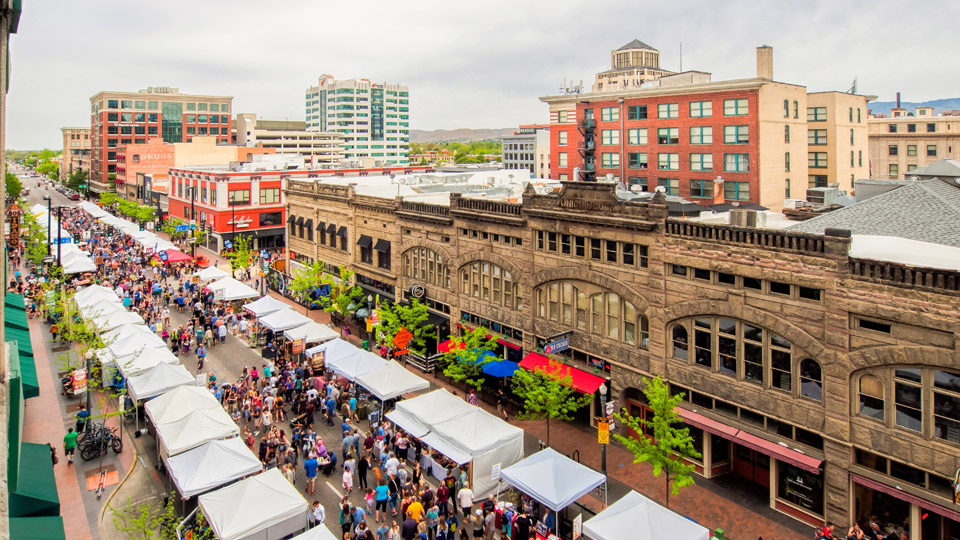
[284,176,960,537]
[59,126,90,182]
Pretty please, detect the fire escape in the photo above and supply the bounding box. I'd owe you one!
[578,116,596,182]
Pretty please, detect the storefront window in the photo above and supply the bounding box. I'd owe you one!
[711,434,729,463]
[859,374,885,420]
[777,463,824,515]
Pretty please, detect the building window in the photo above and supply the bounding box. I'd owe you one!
[807,107,827,122]
[808,129,827,145]
[627,153,648,170]
[783,99,789,118]
[888,144,898,156]
[601,153,620,168]
[557,110,567,124]
[657,153,679,170]
[259,188,280,204]
[600,107,619,122]
[927,123,936,133]
[627,177,648,191]
[627,105,647,120]
[690,153,713,172]
[600,129,619,146]
[907,144,917,156]
[888,124,897,133]
[657,103,678,119]
[927,144,937,157]
[558,152,568,168]
[627,128,647,145]
[689,101,712,118]
[777,464,824,516]
[657,127,679,145]
[808,152,828,169]
[690,126,712,145]
[907,123,916,133]
[859,374,884,421]
[375,240,391,270]
[228,189,250,206]
[888,164,899,178]
[850,128,854,145]
[536,281,645,347]
[723,125,749,144]
[785,178,791,199]
[785,152,791,172]
[657,178,679,195]
[689,179,713,198]
[723,98,748,116]
[724,181,750,200]
[793,100,799,119]
[557,131,567,146]
[723,153,749,173]
[784,125,790,143]
[461,262,522,309]
[671,325,688,360]
[799,359,822,401]
[858,151,863,167]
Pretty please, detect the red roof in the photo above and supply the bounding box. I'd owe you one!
[518,352,606,394]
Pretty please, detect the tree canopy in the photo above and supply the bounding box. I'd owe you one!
[376,298,436,357]
[512,357,592,446]
[441,326,500,391]
[5,171,22,198]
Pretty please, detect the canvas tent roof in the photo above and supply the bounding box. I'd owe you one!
[327,349,385,381]
[354,361,429,401]
[63,256,96,275]
[207,277,260,301]
[289,526,339,540]
[386,389,477,438]
[79,299,123,320]
[126,362,196,402]
[198,469,308,540]
[112,346,180,378]
[154,407,239,456]
[420,407,524,463]
[283,321,338,344]
[195,266,229,281]
[145,385,222,426]
[93,310,144,331]
[103,323,156,344]
[73,288,121,309]
[500,447,606,511]
[304,338,357,359]
[165,437,263,498]
[242,295,290,317]
[74,284,118,304]
[259,308,312,332]
[99,331,166,361]
[582,490,710,540]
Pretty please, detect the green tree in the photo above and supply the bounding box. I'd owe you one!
[613,375,700,508]
[225,234,255,272]
[288,260,326,314]
[67,170,88,192]
[317,266,363,335]
[36,161,59,180]
[376,298,436,356]
[110,492,178,540]
[512,357,593,446]
[134,205,156,229]
[99,192,117,208]
[22,211,48,267]
[5,170,22,198]
[441,326,499,392]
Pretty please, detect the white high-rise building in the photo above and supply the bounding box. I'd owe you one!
[305,75,410,166]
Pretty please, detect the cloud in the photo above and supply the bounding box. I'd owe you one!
[6,0,960,149]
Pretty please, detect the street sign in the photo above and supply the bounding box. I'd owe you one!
[175,224,190,232]
[224,241,233,249]
[544,337,569,355]
[598,419,609,444]
[393,327,413,350]
[605,400,616,416]
[573,514,582,540]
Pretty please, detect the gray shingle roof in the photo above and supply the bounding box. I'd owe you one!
[786,179,960,247]
[618,39,657,51]
[905,159,960,178]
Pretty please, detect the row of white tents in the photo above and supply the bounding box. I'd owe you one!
[28,203,98,274]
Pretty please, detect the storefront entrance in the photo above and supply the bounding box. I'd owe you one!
[733,443,770,487]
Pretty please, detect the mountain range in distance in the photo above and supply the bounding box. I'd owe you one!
[868,97,960,116]
[410,128,517,143]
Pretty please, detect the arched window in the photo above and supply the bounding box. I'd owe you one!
[785,152,790,172]
[800,359,822,401]
[859,374,884,420]
[671,325,688,360]
[536,280,643,348]
[792,100,799,119]
[784,125,790,143]
[404,248,449,288]
[461,262,521,309]
[783,99,789,118]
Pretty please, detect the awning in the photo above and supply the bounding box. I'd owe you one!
[5,326,39,398]
[852,473,960,522]
[9,517,66,540]
[336,226,347,237]
[519,352,606,394]
[295,217,304,227]
[675,408,821,474]
[304,219,313,230]
[356,235,372,248]
[374,239,390,252]
[316,221,326,231]
[5,293,29,330]
[287,215,296,223]
[10,443,60,517]
[438,340,463,354]
[325,223,337,234]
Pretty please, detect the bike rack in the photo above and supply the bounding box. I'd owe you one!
[571,449,580,463]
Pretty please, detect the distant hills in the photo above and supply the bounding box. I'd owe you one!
[869,97,960,116]
[410,128,516,143]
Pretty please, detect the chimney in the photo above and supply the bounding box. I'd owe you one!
[756,46,773,80]
[712,176,725,205]
[896,92,901,108]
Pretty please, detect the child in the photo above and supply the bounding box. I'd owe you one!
[365,487,375,517]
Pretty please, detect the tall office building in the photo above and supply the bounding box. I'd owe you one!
[89,87,232,194]
[304,75,409,166]
[59,126,91,182]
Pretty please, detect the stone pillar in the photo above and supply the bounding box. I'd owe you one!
[823,439,853,528]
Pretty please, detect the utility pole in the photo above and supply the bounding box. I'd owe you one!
[56,206,62,266]
[189,185,196,258]
[46,198,51,256]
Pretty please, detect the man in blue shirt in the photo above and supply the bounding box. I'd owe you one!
[303,454,319,495]
[75,404,90,434]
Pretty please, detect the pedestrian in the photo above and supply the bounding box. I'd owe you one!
[63,427,78,465]
[457,482,473,519]
[304,453,319,495]
[75,404,90,434]
[358,452,370,490]
[196,344,206,374]
[343,463,354,495]
[311,500,325,528]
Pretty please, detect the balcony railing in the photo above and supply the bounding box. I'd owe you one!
[399,200,450,217]
[455,197,522,217]
[850,258,960,293]
[665,220,828,256]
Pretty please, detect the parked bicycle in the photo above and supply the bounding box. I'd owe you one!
[78,423,122,461]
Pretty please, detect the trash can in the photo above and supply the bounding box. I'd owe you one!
[362,340,369,351]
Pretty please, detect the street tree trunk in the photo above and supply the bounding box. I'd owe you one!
[665,474,671,508]
[546,416,551,447]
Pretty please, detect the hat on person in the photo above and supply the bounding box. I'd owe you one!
[476,509,482,516]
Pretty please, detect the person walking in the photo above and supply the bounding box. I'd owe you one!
[63,427,78,465]
[196,344,206,374]
[75,404,90,434]
[457,482,474,519]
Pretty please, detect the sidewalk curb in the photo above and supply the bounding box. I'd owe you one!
[97,446,139,539]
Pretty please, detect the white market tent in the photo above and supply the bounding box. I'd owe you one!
[79,299,124,320]
[74,290,122,310]
[282,321,338,344]
[582,490,710,540]
[198,468,308,540]
[100,330,166,360]
[328,349,385,381]
[242,295,291,318]
[500,447,606,512]
[145,385,222,426]
[288,527,338,540]
[354,360,429,401]
[126,362,195,401]
[386,388,476,438]
[113,346,180,378]
[195,266,230,281]
[155,406,239,457]
[304,338,356,360]
[93,309,144,331]
[165,437,263,498]
[258,308,312,332]
[74,284,120,305]
[63,255,97,274]
[103,323,156,344]
[207,277,260,301]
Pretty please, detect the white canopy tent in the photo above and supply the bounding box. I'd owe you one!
[126,362,195,402]
[63,255,97,274]
[99,330,166,361]
[103,323,156,344]
[195,266,230,281]
[354,361,429,401]
[113,346,180,378]
[327,349,385,381]
[145,385,222,426]
[499,447,606,512]
[582,490,710,540]
[93,309,144,331]
[282,321,338,344]
[258,308,312,332]
[74,284,119,305]
[207,277,260,301]
[155,407,239,457]
[242,295,291,318]
[73,289,122,309]
[288,527,338,540]
[79,299,124,320]
[198,469,308,540]
[386,388,476,438]
[304,338,357,361]
[165,437,263,498]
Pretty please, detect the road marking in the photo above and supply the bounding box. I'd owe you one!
[326,481,342,498]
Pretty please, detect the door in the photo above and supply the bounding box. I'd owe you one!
[732,443,770,488]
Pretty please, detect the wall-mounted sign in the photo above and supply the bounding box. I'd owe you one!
[410,284,425,299]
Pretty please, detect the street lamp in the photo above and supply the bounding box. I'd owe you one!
[56,206,63,267]
[84,349,94,413]
[366,294,374,346]
[599,382,608,479]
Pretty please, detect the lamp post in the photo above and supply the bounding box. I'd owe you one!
[46,198,51,256]
[189,185,196,258]
[599,382,608,479]
[56,206,63,267]
[84,349,94,413]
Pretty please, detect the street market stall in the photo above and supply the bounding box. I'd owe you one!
[73,284,121,305]
[126,362,196,402]
[385,388,475,438]
[282,320,338,344]
[258,308,312,332]
[112,346,180,378]
[354,360,429,401]
[102,323,157,345]
[78,299,123,320]
[99,330,166,362]
[207,277,260,301]
[327,348,385,381]
[582,490,710,540]
[162,248,192,263]
[145,386,222,426]
[241,295,289,317]
[92,309,144,332]
[164,437,263,499]
[197,469,308,540]
[195,266,230,281]
[154,407,239,457]
[288,527,338,540]
[62,253,97,275]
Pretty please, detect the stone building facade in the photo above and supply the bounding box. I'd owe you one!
[284,178,960,536]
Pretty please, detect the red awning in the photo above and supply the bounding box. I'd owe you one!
[437,340,464,354]
[676,408,822,474]
[518,352,606,394]
[852,473,960,522]
[163,249,193,263]
[497,338,521,351]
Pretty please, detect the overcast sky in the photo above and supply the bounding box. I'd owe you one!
[7,0,959,149]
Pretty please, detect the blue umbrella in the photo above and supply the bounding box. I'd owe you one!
[482,359,519,377]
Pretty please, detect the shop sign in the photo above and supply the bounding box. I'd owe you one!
[311,350,325,371]
[573,514,582,539]
[543,338,568,355]
[214,289,224,301]
[369,309,380,326]
[491,462,501,481]
[292,339,305,355]
[410,284,425,299]
[589,357,605,370]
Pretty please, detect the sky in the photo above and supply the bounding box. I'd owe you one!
[8,0,960,149]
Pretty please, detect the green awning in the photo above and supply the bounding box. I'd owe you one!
[5,293,29,330]
[5,327,38,398]
[10,443,60,518]
[9,517,67,540]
